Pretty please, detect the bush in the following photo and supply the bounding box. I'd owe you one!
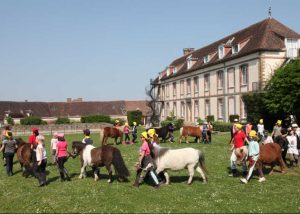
[111,118,126,125]
[81,115,111,123]
[213,121,232,132]
[161,118,184,130]
[6,117,14,126]
[20,116,44,125]
[127,110,142,126]
[206,115,215,122]
[229,115,240,123]
[197,117,205,124]
[55,117,71,124]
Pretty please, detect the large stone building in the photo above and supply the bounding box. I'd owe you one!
[151,18,300,124]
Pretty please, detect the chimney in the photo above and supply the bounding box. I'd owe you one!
[183,48,195,56]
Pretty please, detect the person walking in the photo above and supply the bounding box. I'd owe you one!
[133,131,160,188]
[132,122,138,143]
[229,123,247,177]
[123,123,131,144]
[272,120,282,140]
[50,132,58,164]
[1,125,11,166]
[240,130,266,184]
[167,123,175,143]
[56,133,71,181]
[0,131,17,176]
[257,119,264,141]
[35,135,47,187]
[286,128,298,167]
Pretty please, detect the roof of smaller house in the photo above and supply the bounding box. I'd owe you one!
[159,18,300,81]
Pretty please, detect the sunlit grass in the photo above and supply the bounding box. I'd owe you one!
[0,128,300,213]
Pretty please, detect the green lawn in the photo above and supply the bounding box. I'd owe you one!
[0,129,300,213]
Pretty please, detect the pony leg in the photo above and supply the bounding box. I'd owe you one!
[179,135,182,144]
[105,164,113,183]
[185,135,189,144]
[196,166,207,183]
[163,171,170,185]
[187,165,195,184]
[278,157,286,173]
[79,164,87,179]
[92,166,100,181]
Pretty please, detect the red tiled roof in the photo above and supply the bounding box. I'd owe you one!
[0,100,150,120]
[160,18,300,81]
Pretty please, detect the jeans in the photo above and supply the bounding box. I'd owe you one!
[57,156,70,180]
[35,159,47,185]
[5,152,14,175]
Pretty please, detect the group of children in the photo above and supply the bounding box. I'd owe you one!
[114,120,138,144]
[230,118,300,184]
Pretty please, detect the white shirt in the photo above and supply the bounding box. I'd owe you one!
[36,144,47,161]
[263,136,273,144]
[257,124,264,135]
[51,138,58,150]
[287,135,298,155]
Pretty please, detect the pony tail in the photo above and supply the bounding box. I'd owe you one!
[180,127,183,136]
[198,150,208,174]
[112,148,130,179]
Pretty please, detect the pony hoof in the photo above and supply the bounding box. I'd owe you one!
[107,179,112,183]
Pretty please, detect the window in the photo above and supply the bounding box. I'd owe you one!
[180,80,184,95]
[228,68,235,88]
[181,102,185,118]
[217,70,224,89]
[186,79,191,94]
[194,100,199,118]
[228,97,235,116]
[232,44,240,54]
[204,74,210,91]
[166,102,169,117]
[161,85,165,100]
[240,99,247,119]
[203,55,210,63]
[187,55,192,69]
[173,102,177,116]
[218,98,224,119]
[218,45,224,59]
[166,84,169,98]
[286,38,299,58]
[173,82,177,97]
[240,64,248,85]
[205,99,210,116]
[194,77,199,93]
[161,105,165,119]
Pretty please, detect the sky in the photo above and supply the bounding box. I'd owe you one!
[0,0,299,102]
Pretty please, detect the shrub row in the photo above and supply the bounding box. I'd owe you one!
[80,115,112,123]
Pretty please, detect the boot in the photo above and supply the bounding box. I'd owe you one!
[228,169,237,177]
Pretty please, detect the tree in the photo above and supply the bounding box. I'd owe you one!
[264,59,300,118]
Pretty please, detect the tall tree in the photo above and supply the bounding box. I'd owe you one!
[264,59,300,117]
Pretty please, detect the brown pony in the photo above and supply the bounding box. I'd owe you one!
[179,126,202,144]
[15,138,32,177]
[256,143,286,175]
[72,141,129,183]
[100,126,123,145]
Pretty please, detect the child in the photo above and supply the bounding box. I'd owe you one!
[257,119,264,141]
[132,122,138,143]
[240,130,266,184]
[35,135,47,187]
[0,131,17,176]
[50,132,58,164]
[201,121,209,144]
[262,130,273,144]
[167,123,175,143]
[286,128,298,167]
[123,123,131,144]
[82,129,93,145]
[56,133,71,181]
[133,132,159,188]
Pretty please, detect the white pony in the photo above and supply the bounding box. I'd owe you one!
[152,146,208,185]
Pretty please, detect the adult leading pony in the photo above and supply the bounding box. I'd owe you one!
[15,138,32,177]
[100,126,123,145]
[151,146,208,184]
[72,141,129,183]
[179,126,202,144]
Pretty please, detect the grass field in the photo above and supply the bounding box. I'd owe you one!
[0,129,300,213]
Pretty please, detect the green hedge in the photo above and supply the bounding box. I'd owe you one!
[80,115,112,123]
[20,116,46,125]
[213,121,232,132]
[55,117,71,124]
[206,115,215,122]
[111,118,126,125]
[127,110,142,126]
[6,117,14,125]
[161,118,184,130]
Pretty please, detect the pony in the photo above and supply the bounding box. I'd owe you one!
[100,126,124,146]
[274,129,289,164]
[71,141,129,183]
[179,126,202,144]
[15,138,32,177]
[151,146,208,184]
[152,123,173,142]
[256,143,286,175]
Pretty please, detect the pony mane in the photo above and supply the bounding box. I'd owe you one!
[72,141,86,152]
[153,147,169,159]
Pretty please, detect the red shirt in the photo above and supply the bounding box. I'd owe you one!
[28,134,37,145]
[233,131,246,148]
[56,141,68,158]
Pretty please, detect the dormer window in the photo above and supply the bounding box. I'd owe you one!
[218,45,224,59]
[232,44,240,54]
[285,38,299,58]
[203,55,210,64]
[187,55,192,69]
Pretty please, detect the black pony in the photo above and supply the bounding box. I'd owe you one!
[150,123,173,142]
[273,128,289,164]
